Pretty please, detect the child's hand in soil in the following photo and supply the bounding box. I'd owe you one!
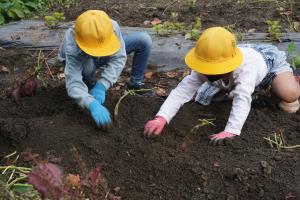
[209,131,236,146]
[88,100,112,128]
[90,82,106,104]
[144,116,167,136]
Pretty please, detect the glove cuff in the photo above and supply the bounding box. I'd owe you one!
[95,82,107,91]
[88,100,99,110]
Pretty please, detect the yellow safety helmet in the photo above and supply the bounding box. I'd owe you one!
[74,10,121,57]
[185,27,243,75]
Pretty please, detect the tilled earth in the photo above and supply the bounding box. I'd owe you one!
[48,0,300,32]
[0,49,299,199]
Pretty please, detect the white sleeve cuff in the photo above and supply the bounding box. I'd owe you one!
[156,112,171,124]
[82,95,95,109]
[224,126,241,136]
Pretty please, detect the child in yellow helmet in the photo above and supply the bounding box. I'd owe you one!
[144,27,300,145]
[58,10,152,128]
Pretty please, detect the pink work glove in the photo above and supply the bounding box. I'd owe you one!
[144,116,167,136]
[209,131,236,146]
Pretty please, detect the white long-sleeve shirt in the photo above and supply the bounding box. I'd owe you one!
[156,47,269,135]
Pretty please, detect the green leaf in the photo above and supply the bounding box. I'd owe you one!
[7,9,17,19]
[20,6,30,14]
[45,15,55,21]
[11,183,34,193]
[53,12,63,17]
[287,42,296,55]
[0,12,5,25]
[10,8,25,18]
[0,2,13,10]
[293,56,300,68]
[185,32,192,40]
[0,174,8,182]
[24,1,38,10]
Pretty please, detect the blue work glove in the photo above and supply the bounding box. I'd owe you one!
[88,100,112,128]
[89,82,106,104]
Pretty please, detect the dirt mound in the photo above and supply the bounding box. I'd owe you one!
[0,49,299,199]
[0,83,299,199]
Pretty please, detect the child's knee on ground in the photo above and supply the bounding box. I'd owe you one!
[271,72,300,102]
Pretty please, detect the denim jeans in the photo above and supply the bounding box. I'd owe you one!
[238,44,292,89]
[83,32,152,88]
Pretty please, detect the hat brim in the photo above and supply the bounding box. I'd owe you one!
[185,47,243,75]
[75,32,121,57]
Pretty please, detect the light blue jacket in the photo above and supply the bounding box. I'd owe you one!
[58,20,127,108]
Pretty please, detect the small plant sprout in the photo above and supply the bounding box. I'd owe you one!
[265,20,282,42]
[152,16,201,40]
[44,12,66,29]
[114,88,155,125]
[224,24,236,33]
[275,0,296,31]
[190,118,216,132]
[263,131,300,151]
[287,42,300,69]
[171,12,178,19]
[236,32,244,41]
[0,152,39,198]
[184,17,202,40]
[237,0,246,6]
[186,0,197,7]
[44,0,79,9]
[152,21,185,36]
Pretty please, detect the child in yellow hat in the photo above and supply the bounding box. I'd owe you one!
[58,10,152,128]
[144,27,300,145]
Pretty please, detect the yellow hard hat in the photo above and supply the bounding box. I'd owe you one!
[74,10,121,57]
[185,27,243,75]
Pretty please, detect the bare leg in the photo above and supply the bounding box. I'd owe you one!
[271,72,300,113]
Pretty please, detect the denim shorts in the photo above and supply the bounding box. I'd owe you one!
[238,44,293,89]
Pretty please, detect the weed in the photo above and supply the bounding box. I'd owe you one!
[28,149,121,199]
[44,12,65,29]
[10,50,57,103]
[236,32,244,41]
[186,0,197,7]
[190,118,216,132]
[152,21,185,36]
[236,0,245,6]
[224,24,236,33]
[171,12,178,19]
[152,15,201,40]
[35,49,57,86]
[184,17,201,40]
[287,42,300,69]
[114,88,154,124]
[224,23,244,41]
[42,0,78,9]
[0,149,121,199]
[275,0,295,14]
[280,12,295,32]
[275,0,298,32]
[0,152,41,200]
[34,50,47,87]
[265,20,282,42]
[264,131,300,150]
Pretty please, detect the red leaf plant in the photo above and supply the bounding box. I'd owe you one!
[28,163,66,199]
[28,162,121,200]
[10,76,38,104]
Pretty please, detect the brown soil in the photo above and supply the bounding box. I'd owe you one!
[0,49,300,200]
[48,0,300,32]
